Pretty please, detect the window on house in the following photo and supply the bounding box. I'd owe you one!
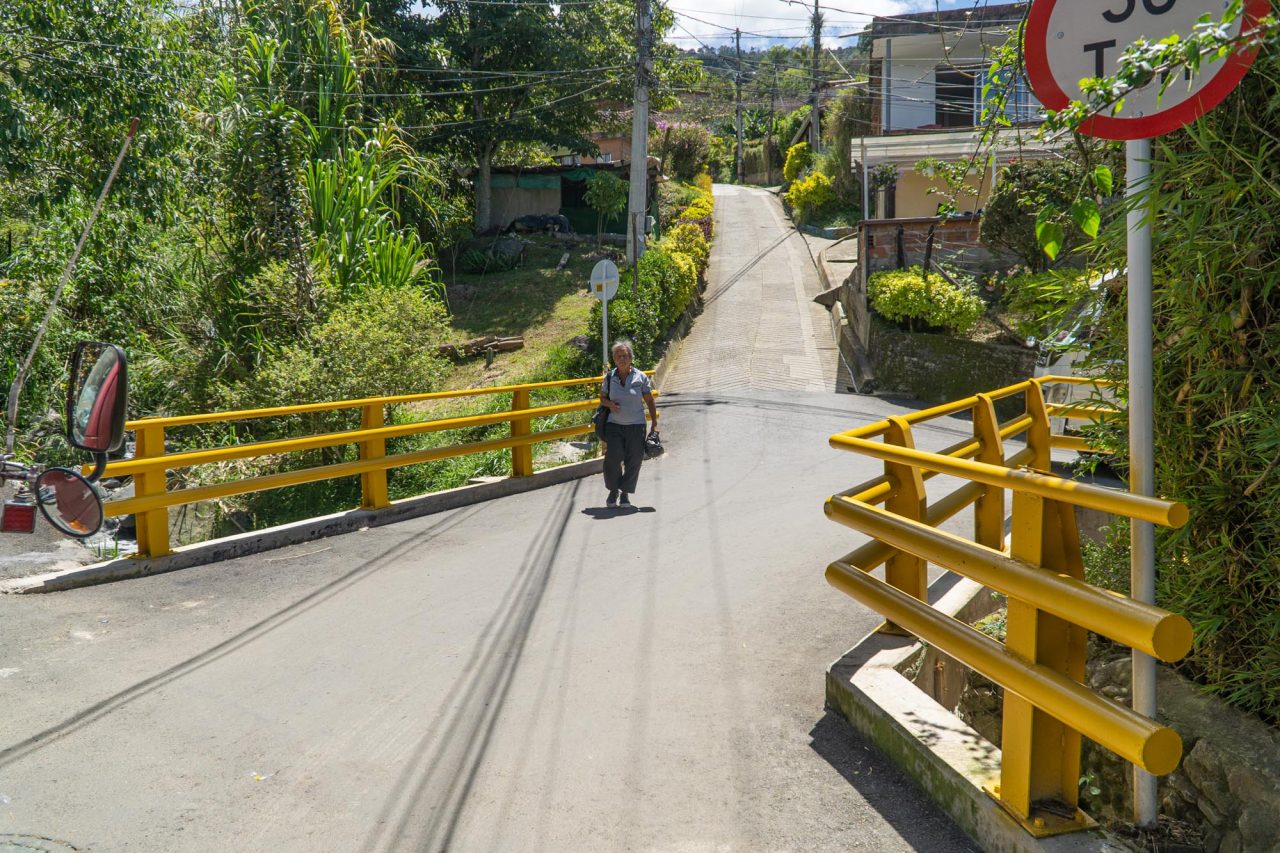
[977,69,1044,124]
[935,66,977,128]
[599,153,613,163]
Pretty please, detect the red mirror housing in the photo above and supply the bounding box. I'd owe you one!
[66,342,128,454]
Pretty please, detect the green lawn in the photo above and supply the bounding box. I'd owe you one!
[441,235,611,390]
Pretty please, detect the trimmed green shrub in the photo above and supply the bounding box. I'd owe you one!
[676,185,715,239]
[658,222,710,277]
[587,245,698,363]
[782,142,812,184]
[868,266,985,335]
[784,171,835,225]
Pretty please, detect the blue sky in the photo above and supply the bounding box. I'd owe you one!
[667,0,986,49]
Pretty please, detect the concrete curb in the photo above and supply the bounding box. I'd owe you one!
[825,576,1126,853]
[2,458,602,594]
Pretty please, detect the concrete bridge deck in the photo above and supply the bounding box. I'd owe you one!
[0,187,975,851]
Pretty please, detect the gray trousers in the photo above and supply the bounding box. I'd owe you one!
[603,422,646,494]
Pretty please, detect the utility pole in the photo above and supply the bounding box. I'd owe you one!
[768,65,777,185]
[627,0,652,264]
[735,28,744,184]
[809,0,822,150]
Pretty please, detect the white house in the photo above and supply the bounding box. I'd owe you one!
[855,3,1060,219]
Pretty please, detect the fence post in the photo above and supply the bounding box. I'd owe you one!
[360,404,390,509]
[997,381,1090,832]
[881,416,926,634]
[973,394,1005,552]
[132,423,170,558]
[511,388,533,477]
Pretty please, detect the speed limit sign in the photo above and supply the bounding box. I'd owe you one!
[1026,0,1270,139]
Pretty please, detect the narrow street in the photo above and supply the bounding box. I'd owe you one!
[663,184,850,394]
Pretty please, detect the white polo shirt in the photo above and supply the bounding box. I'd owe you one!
[603,368,652,426]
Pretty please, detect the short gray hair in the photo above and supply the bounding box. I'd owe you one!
[610,339,635,358]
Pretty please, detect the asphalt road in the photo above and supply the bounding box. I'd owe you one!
[0,185,977,852]
[0,390,982,852]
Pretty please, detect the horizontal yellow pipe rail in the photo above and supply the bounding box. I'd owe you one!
[825,561,1182,776]
[829,434,1187,528]
[1047,403,1119,421]
[100,399,596,478]
[104,422,591,518]
[826,497,1193,661]
[123,375,605,431]
[834,376,1110,443]
[1051,435,1095,453]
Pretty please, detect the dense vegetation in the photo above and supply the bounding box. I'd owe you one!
[1082,42,1280,723]
[981,21,1280,722]
[0,0,722,537]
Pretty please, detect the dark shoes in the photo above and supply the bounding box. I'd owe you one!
[607,489,619,507]
[619,492,632,507]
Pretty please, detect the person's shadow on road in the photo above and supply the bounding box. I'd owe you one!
[581,506,656,519]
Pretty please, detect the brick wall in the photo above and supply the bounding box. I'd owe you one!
[860,215,998,281]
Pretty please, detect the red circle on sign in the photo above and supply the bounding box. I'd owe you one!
[1025,0,1270,140]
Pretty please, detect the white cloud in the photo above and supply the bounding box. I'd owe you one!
[666,0,980,48]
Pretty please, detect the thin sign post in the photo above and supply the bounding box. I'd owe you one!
[590,260,620,370]
[1025,0,1265,829]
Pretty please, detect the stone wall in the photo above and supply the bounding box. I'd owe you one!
[868,319,1037,418]
[1085,656,1280,853]
[944,646,1280,852]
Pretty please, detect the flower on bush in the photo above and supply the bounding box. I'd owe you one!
[784,172,834,225]
[676,184,715,239]
[868,266,985,335]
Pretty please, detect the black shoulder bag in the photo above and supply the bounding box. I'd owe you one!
[591,368,616,440]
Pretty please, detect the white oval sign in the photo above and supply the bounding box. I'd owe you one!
[1026,0,1269,140]
[590,259,620,303]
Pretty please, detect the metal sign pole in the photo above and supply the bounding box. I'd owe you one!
[1126,136,1157,828]
[602,299,610,373]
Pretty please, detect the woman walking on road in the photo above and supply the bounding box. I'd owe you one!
[600,340,658,507]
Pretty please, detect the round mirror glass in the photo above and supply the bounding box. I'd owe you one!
[35,468,103,538]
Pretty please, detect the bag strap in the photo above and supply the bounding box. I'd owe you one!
[602,367,617,400]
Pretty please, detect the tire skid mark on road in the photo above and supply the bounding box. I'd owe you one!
[361,480,580,853]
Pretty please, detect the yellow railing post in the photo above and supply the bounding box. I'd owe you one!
[972,393,1005,552]
[998,474,1090,830]
[825,377,1187,838]
[132,423,170,558]
[1025,381,1053,471]
[883,416,926,620]
[511,388,533,477]
[360,404,390,509]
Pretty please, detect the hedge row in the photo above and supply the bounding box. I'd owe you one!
[589,182,714,365]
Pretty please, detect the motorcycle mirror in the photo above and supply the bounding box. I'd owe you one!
[34,467,103,539]
[66,342,128,457]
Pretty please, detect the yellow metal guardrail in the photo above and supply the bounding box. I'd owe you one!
[824,376,1190,837]
[99,376,617,558]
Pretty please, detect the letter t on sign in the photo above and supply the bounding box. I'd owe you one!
[1083,40,1118,77]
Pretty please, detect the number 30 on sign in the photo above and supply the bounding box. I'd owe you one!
[1025,0,1270,140]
